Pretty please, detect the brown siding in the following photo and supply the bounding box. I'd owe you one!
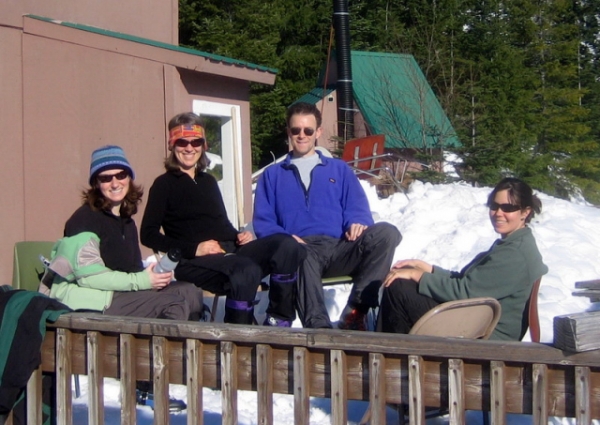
[1,0,178,44]
[0,26,27,280]
[0,7,273,283]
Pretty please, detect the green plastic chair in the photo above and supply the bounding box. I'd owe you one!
[12,241,55,291]
[12,240,83,398]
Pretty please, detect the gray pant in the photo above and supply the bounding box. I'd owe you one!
[297,222,402,328]
[104,281,203,321]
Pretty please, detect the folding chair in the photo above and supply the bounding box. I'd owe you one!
[360,297,501,424]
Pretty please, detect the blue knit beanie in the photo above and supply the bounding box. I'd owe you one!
[89,145,135,185]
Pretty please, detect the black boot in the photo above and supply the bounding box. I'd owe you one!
[264,272,297,327]
[223,299,255,324]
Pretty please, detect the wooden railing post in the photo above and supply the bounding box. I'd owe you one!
[153,336,170,424]
[186,339,204,425]
[448,358,465,424]
[293,347,310,425]
[221,341,238,425]
[532,364,548,425]
[87,331,104,425]
[575,366,591,425]
[408,355,425,425]
[56,328,73,425]
[330,349,347,425]
[368,352,386,424]
[490,360,506,425]
[26,367,42,425]
[256,344,273,425]
[119,334,136,425]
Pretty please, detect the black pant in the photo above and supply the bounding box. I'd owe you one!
[297,222,402,329]
[175,233,304,321]
[379,278,440,334]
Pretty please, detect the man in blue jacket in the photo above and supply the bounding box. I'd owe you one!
[253,102,401,330]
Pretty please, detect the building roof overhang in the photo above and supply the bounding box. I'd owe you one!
[23,15,278,85]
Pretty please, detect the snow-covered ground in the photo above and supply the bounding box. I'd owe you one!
[73,180,600,424]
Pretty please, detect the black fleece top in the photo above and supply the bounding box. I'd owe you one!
[64,204,143,273]
[140,170,239,259]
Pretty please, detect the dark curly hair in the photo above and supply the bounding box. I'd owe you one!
[82,175,143,218]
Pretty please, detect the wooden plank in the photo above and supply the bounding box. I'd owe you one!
[408,355,425,425]
[575,366,591,425]
[221,341,238,425]
[490,361,506,425]
[48,314,600,367]
[448,358,465,425]
[119,334,136,425]
[368,352,386,425]
[26,367,42,425]
[575,279,600,289]
[330,349,347,425]
[87,331,104,425]
[256,344,273,425]
[56,328,73,425]
[153,336,170,425]
[186,339,203,425]
[554,311,600,352]
[532,364,548,425]
[294,347,310,425]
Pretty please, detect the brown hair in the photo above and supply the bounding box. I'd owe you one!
[286,102,322,128]
[82,178,143,218]
[487,178,542,224]
[165,112,210,172]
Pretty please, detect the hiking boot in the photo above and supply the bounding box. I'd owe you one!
[136,389,187,412]
[263,314,292,327]
[337,305,368,331]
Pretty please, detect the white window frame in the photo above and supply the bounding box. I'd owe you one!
[193,100,243,228]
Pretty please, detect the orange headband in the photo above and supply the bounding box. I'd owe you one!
[168,125,206,148]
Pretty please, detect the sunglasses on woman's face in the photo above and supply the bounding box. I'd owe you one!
[289,127,316,136]
[174,138,205,148]
[97,170,129,184]
[488,202,521,213]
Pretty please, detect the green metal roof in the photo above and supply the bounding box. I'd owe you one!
[351,51,460,149]
[27,15,278,75]
[301,51,460,149]
[295,87,335,105]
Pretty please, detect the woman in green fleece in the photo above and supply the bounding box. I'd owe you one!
[379,178,548,341]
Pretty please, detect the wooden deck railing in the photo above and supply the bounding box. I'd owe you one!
[24,313,600,424]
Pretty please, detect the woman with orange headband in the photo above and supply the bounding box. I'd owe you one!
[141,112,305,325]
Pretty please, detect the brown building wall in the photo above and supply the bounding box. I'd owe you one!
[0,11,273,284]
[1,0,178,44]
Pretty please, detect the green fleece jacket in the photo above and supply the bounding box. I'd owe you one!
[48,232,152,312]
[418,227,548,341]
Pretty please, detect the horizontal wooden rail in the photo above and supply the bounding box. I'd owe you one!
[28,313,600,425]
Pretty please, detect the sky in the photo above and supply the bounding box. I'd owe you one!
[72,180,600,424]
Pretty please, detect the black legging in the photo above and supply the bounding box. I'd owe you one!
[378,278,440,333]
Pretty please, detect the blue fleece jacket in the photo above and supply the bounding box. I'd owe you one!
[253,151,374,239]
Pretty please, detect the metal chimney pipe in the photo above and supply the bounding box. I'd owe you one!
[333,0,354,141]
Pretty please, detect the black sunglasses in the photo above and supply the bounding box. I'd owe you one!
[174,138,205,148]
[97,170,129,184]
[488,202,521,213]
[289,127,316,136]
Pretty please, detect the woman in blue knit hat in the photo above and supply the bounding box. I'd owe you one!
[47,145,200,411]
[49,145,204,322]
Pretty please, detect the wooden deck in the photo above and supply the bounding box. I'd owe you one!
[23,313,600,424]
